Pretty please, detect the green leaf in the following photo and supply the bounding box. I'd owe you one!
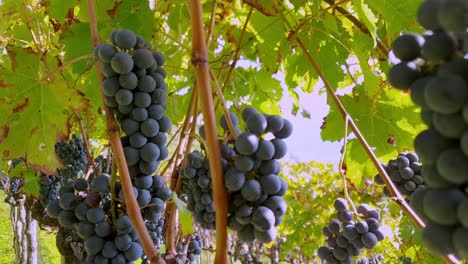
[0,48,88,174]
[171,192,194,235]
[353,0,378,47]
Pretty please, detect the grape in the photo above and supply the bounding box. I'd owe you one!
[133,49,155,69]
[87,207,105,223]
[151,88,166,105]
[246,112,267,135]
[141,118,159,137]
[425,74,468,114]
[432,112,465,138]
[132,92,151,108]
[134,175,153,189]
[115,215,133,234]
[421,109,434,127]
[238,224,255,242]
[140,143,160,162]
[118,103,134,115]
[110,52,134,74]
[57,210,78,228]
[153,51,165,66]
[422,31,456,61]
[115,234,132,251]
[139,160,159,175]
[361,232,378,249]
[259,174,281,194]
[255,139,275,160]
[437,148,468,184]
[119,72,138,90]
[115,89,133,106]
[155,186,171,201]
[265,115,284,133]
[101,63,118,78]
[318,246,333,259]
[103,78,120,96]
[98,44,118,63]
[260,159,280,175]
[123,146,140,166]
[273,119,293,139]
[392,33,424,61]
[86,191,102,208]
[388,62,420,90]
[438,0,468,32]
[158,116,172,132]
[235,132,259,155]
[151,132,167,146]
[59,192,80,210]
[121,119,139,135]
[224,168,246,192]
[76,221,96,239]
[334,198,348,212]
[147,105,164,120]
[275,177,288,196]
[343,225,359,240]
[254,227,277,243]
[417,0,441,30]
[263,196,287,217]
[220,112,238,130]
[137,189,152,206]
[414,129,456,164]
[423,189,464,226]
[102,241,118,259]
[437,57,468,83]
[95,221,113,237]
[241,179,262,202]
[422,223,455,255]
[234,155,254,172]
[271,138,287,159]
[85,235,105,256]
[129,132,147,148]
[138,75,156,93]
[111,254,127,264]
[91,174,110,193]
[114,29,136,49]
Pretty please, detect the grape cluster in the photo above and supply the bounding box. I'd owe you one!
[373,152,425,199]
[38,174,59,207]
[223,108,291,243]
[145,217,165,249]
[387,0,468,260]
[183,107,291,243]
[179,150,216,229]
[317,199,385,264]
[54,134,87,182]
[94,29,171,179]
[176,233,203,264]
[45,174,147,263]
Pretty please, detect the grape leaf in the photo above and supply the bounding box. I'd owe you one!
[0,47,88,174]
[171,192,195,235]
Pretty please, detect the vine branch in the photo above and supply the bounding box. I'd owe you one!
[338,116,358,215]
[86,0,163,263]
[40,54,94,82]
[71,108,98,173]
[188,0,228,262]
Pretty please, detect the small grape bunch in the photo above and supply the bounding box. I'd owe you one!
[374,152,425,199]
[317,198,385,264]
[176,233,203,264]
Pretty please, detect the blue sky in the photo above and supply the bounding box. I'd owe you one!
[280,86,342,164]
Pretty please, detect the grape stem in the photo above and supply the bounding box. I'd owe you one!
[86,0,164,263]
[71,108,98,173]
[294,36,461,264]
[188,0,229,262]
[338,116,359,215]
[209,68,239,139]
[40,53,94,82]
[165,88,198,254]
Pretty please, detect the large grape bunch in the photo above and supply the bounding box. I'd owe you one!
[373,152,425,199]
[387,0,468,260]
[38,174,59,207]
[317,199,385,264]
[94,29,171,177]
[179,150,217,230]
[45,170,171,262]
[54,134,87,183]
[182,107,292,243]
